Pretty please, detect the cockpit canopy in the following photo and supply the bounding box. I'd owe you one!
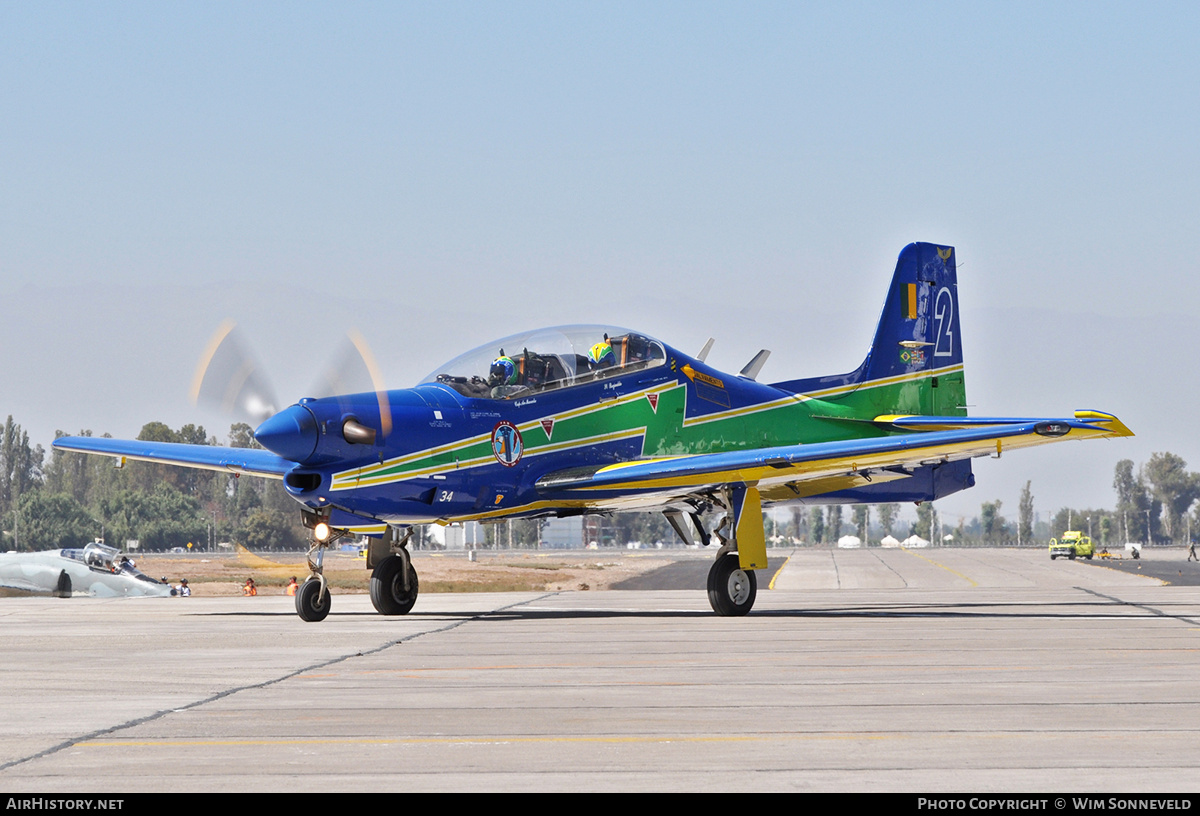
[62,542,161,583]
[421,325,667,400]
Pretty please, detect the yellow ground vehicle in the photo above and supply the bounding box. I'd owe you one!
[1049,531,1095,560]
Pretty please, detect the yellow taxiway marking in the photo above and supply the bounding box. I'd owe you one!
[767,555,791,590]
[79,733,906,748]
[901,547,979,587]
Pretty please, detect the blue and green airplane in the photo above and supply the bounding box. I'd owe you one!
[54,242,1132,621]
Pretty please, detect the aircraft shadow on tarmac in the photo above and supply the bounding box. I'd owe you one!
[193,598,1190,622]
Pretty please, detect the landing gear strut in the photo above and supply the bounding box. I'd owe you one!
[296,511,336,622]
[704,484,767,617]
[369,526,419,615]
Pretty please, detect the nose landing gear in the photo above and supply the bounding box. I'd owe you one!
[296,510,340,622]
[296,533,332,622]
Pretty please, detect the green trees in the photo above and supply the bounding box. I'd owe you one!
[1018,481,1034,545]
[1113,459,1155,543]
[808,506,825,544]
[980,500,1008,543]
[914,501,937,541]
[852,504,869,542]
[876,503,899,537]
[3,417,307,552]
[1142,453,1200,543]
[1110,455,1200,545]
[1,416,44,522]
[826,505,843,543]
[11,491,97,550]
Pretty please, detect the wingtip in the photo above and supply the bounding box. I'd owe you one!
[1073,410,1134,437]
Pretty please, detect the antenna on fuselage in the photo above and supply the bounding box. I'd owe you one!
[739,349,771,381]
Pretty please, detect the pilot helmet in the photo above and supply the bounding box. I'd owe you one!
[588,341,615,367]
[489,356,518,386]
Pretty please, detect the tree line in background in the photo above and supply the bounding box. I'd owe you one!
[869,452,1200,548]
[3,413,1199,551]
[1,416,306,552]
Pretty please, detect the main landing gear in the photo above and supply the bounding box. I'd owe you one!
[368,526,419,616]
[669,485,768,617]
[707,551,757,616]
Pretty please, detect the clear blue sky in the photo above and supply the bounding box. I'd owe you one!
[3,1,1198,525]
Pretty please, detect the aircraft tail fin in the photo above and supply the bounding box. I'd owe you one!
[773,242,966,416]
[863,242,963,385]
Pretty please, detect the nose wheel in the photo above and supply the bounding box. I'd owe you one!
[296,576,331,621]
[707,552,757,616]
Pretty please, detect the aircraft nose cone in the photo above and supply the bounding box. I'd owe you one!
[254,404,319,463]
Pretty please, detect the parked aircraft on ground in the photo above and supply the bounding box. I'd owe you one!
[0,541,176,598]
[54,243,1132,621]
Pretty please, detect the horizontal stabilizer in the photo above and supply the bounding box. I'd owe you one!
[873,410,1133,437]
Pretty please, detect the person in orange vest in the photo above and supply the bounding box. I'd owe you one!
[286,576,298,596]
[243,577,257,596]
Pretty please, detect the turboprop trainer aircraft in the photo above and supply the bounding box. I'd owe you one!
[54,243,1132,621]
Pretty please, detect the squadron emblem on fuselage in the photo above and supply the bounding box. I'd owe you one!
[491,420,524,467]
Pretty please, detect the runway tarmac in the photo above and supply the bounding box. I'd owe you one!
[1,548,1197,792]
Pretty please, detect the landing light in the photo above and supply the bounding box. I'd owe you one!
[313,522,332,542]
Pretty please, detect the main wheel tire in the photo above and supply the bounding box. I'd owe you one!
[707,552,757,616]
[296,578,331,622]
[55,570,72,598]
[370,554,419,615]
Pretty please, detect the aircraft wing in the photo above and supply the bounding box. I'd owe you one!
[536,410,1132,500]
[52,436,294,479]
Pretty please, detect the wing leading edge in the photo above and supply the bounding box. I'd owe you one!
[536,411,1133,499]
[52,436,294,479]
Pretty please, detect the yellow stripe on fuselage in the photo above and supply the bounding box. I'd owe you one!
[331,365,962,491]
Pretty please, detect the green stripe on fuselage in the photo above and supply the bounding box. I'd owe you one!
[332,364,965,490]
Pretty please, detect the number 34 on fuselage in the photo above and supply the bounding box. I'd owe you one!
[53,242,1132,620]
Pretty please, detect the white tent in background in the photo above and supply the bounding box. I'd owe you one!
[879,534,901,548]
[901,534,930,548]
[837,535,862,549]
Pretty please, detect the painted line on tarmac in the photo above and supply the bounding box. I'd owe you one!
[0,592,559,774]
[767,554,791,590]
[77,732,908,749]
[901,547,978,587]
[1077,587,1200,627]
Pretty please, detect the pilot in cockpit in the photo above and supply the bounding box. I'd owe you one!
[488,353,528,399]
[587,339,616,371]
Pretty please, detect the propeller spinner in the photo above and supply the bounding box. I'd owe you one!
[191,321,393,451]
